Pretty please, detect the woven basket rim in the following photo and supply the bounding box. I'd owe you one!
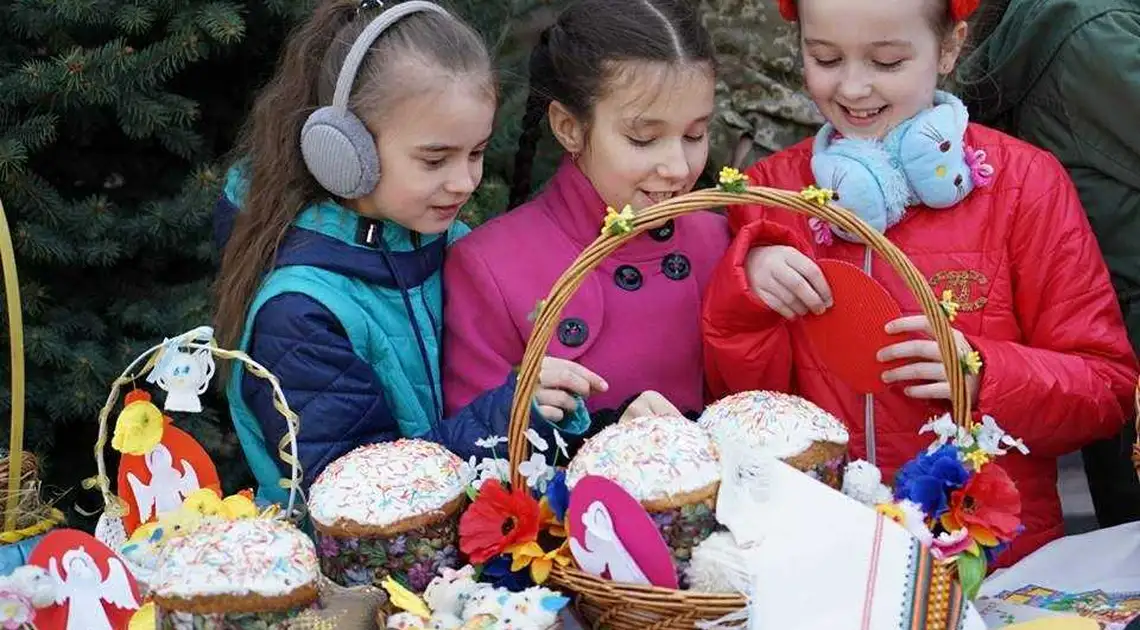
[500,184,973,627]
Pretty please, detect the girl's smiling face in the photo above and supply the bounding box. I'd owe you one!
[798,0,966,139]
[549,60,715,211]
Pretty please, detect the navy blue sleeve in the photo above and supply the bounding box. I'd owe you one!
[245,293,593,483]
[243,293,401,490]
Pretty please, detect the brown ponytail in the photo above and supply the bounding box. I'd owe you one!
[213,0,358,352]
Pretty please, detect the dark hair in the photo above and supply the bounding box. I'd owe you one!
[508,0,716,209]
[214,0,493,351]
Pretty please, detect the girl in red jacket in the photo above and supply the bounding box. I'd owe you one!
[702,0,1139,565]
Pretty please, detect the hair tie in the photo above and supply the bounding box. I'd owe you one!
[776,0,979,23]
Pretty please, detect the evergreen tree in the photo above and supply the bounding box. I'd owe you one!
[0,0,313,521]
[0,0,569,526]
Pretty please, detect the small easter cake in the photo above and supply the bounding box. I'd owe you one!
[698,390,850,489]
[308,439,467,592]
[152,517,321,627]
[566,415,720,586]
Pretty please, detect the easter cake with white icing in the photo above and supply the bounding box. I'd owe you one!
[152,517,321,626]
[698,390,850,489]
[566,415,721,586]
[308,439,467,592]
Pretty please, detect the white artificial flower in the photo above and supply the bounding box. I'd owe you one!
[460,457,478,486]
[919,414,959,453]
[518,453,553,491]
[552,429,569,459]
[525,428,549,452]
[475,435,508,449]
[476,458,511,485]
[976,415,1029,456]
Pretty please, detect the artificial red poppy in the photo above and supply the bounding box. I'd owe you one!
[940,463,1021,546]
[459,480,541,564]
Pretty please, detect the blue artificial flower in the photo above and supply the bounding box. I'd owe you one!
[480,554,534,592]
[545,470,569,522]
[894,444,970,518]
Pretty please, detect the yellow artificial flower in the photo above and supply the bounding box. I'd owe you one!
[602,205,635,236]
[717,166,750,192]
[538,496,566,538]
[111,390,166,455]
[963,449,991,470]
[508,540,571,584]
[801,185,836,206]
[129,601,156,630]
[961,351,983,375]
[939,289,960,322]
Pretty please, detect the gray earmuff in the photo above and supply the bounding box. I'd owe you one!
[300,1,450,199]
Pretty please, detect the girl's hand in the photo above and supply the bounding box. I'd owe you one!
[745,246,833,319]
[618,390,682,423]
[535,357,608,422]
[878,316,980,402]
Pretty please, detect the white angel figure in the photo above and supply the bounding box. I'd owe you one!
[153,347,215,413]
[127,443,201,522]
[568,501,650,585]
[49,547,139,630]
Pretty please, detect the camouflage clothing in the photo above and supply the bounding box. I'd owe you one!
[700,0,824,170]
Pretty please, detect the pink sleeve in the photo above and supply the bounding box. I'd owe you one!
[442,240,527,416]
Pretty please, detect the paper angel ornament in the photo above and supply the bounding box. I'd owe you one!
[151,346,215,413]
[570,500,650,585]
[29,529,141,630]
[127,443,200,523]
[566,476,677,588]
[117,424,220,534]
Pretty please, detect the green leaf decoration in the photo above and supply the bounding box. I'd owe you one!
[956,551,987,601]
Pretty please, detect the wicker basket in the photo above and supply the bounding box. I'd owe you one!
[502,185,974,629]
[90,326,307,591]
[0,197,64,571]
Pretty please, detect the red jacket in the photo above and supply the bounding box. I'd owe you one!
[702,124,1139,566]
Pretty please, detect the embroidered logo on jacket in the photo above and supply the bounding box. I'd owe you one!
[929,270,988,312]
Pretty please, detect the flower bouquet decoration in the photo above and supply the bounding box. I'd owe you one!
[457,429,574,592]
[876,414,1028,600]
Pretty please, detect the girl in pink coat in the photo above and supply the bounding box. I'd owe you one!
[443,0,731,446]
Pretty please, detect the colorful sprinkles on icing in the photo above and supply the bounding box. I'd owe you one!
[698,390,849,460]
[308,439,466,528]
[152,518,319,600]
[566,416,720,502]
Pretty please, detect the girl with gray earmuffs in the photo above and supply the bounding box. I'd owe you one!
[210,0,607,506]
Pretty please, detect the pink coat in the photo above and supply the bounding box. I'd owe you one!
[443,159,731,416]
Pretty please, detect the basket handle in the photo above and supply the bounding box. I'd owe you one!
[0,198,26,532]
[506,186,971,488]
[92,333,305,519]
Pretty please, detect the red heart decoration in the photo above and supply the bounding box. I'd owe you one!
[798,259,913,394]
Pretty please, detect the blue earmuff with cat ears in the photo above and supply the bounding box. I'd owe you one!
[810,91,978,240]
[300,0,450,199]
